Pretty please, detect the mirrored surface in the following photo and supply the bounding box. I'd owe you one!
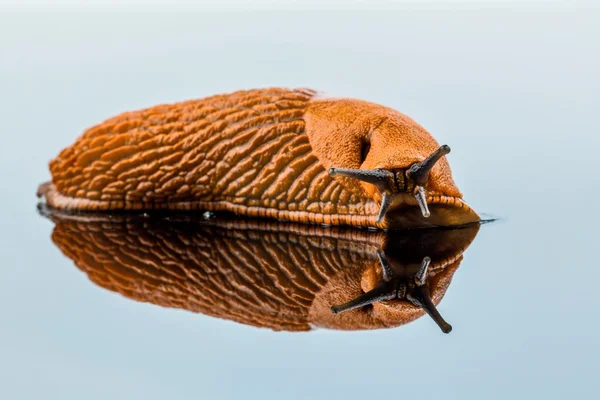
[39,207,481,333]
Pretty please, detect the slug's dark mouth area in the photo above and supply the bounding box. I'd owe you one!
[383,195,479,229]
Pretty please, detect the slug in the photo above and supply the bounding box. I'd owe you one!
[38,88,479,229]
[40,207,480,332]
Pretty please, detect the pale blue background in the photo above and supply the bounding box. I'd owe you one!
[1,3,599,399]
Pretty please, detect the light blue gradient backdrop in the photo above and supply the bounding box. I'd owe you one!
[1,5,598,399]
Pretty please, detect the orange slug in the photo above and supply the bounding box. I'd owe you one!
[38,88,479,229]
[40,208,480,332]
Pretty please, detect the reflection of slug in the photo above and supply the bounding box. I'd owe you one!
[38,88,479,229]
[40,207,480,332]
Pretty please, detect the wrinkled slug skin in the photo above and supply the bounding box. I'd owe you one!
[42,87,478,228]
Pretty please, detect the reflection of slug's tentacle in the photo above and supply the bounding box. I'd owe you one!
[414,256,431,286]
[330,284,397,315]
[376,249,394,281]
[330,253,453,334]
[407,285,452,334]
[406,255,452,333]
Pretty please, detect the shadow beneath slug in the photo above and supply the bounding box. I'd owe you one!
[38,204,485,333]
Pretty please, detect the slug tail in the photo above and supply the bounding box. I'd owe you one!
[37,181,53,198]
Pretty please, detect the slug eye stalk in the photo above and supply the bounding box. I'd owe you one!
[328,145,451,221]
[328,168,395,194]
[407,145,450,218]
[407,145,451,186]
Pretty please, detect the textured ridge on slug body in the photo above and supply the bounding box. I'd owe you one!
[46,88,381,224]
[39,183,474,228]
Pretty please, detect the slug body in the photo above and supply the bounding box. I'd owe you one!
[40,88,479,229]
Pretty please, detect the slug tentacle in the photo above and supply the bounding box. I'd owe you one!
[407,145,451,218]
[328,167,397,222]
[414,186,431,218]
[328,167,395,193]
[407,145,451,186]
[376,192,393,223]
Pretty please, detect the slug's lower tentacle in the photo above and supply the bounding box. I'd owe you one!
[414,186,431,218]
[376,192,393,223]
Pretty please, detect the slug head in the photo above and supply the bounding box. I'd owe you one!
[329,145,451,221]
[305,97,478,227]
